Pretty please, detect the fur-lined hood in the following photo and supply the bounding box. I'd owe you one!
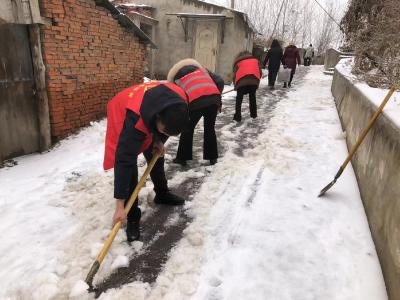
[167,58,204,83]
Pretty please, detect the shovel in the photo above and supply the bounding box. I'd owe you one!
[318,84,397,197]
[85,153,160,288]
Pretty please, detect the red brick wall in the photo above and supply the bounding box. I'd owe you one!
[38,0,147,139]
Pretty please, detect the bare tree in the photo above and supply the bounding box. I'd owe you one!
[236,0,344,51]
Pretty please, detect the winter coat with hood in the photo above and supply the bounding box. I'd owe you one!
[304,46,314,58]
[263,40,284,71]
[233,52,262,89]
[106,83,188,199]
[167,58,224,111]
[283,45,301,70]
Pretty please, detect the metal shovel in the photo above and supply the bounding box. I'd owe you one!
[318,84,397,197]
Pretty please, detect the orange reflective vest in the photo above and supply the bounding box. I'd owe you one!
[103,82,187,170]
[175,69,220,104]
[234,58,261,87]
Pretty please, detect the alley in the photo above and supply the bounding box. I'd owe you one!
[0,67,387,299]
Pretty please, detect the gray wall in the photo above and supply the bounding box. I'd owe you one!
[332,69,400,300]
[139,0,253,82]
[312,54,325,65]
[0,24,40,162]
[0,0,44,24]
[324,48,342,70]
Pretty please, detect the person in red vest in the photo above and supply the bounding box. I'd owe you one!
[232,51,262,122]
[167,58,224,166]
[103,81,189,242]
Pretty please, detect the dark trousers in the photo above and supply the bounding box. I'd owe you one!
[289,69,296,85]
[304,57,311,66]
[235,86,257,118]
[268,69,279,86]
[126,146,168,222]
[176,105,218,161]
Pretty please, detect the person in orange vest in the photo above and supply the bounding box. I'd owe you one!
[167,58,224,166]
[232,51,262,122]
[103,82,189,242]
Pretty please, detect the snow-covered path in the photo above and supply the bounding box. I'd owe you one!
[0,66,387,299]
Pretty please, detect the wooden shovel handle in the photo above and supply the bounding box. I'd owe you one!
[96,153,160,264]
[341,85,397,169]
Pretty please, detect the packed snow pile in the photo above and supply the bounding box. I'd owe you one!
[0,66,387,299]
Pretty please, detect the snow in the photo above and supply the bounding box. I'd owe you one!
[111,255,129,270]
[0,66,387,299]
[69,280,89,298]
[336,58,400,128]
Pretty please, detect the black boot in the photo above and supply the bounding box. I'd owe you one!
[210,159,217,165]
[154,191,185,205]
[173,158,187,166]
[283,82,287,88]
[126,208,141,242]
[233,113,241,122]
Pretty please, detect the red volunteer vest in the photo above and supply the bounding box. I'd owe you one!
[103,82,187,170]
[234,58,261,87]
[175,69,220,104]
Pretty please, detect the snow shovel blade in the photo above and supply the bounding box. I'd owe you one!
[85,260,100,290]
[318,167,344,197]
[318,179,337,197]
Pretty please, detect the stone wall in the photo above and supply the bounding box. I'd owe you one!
[331,67,400,300]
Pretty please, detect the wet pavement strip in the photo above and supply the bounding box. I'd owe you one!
[94,69,308,296]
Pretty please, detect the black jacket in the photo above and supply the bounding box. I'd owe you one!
[264,47,284,71]
[174,65,224,111]
[114,84,186,199]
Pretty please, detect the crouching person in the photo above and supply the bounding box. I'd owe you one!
[167,59,224,166]
[103,82,189,242]
[233,51,261,122]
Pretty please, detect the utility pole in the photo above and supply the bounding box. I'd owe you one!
[271,0,286,40]
[231,0,235,9]
[281,0,288,41]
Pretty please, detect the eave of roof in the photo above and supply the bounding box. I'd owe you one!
[95,0,157,48]
[185,0,257,33]
[166,13,230,19]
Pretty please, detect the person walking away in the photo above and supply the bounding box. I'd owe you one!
[283,43,301,87]
[304,44,314,66]
[233,51,261,122]
[167,58,224,166]
[104,81,190,242]
[263,39,284,89]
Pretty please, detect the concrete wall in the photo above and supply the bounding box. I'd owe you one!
[0,0,44,24]
[332,69,400,300]
[139,0,253,82]
[312,54,325,65]
[324,48,342,70]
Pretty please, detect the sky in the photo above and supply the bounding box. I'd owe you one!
[206,0,349,15]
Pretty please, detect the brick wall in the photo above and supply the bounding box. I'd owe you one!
[38,0,147,139]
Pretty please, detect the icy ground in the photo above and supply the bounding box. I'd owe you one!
[0,66,387,299]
